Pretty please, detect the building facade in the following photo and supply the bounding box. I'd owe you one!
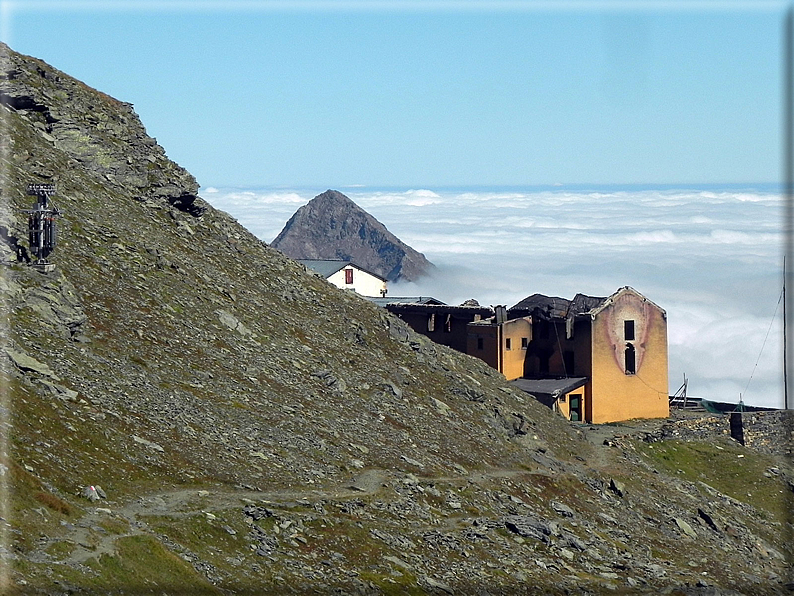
[467,287,668,424]
[299,259,387,298]
[386,302,494,353]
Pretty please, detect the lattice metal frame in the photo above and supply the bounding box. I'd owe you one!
[24,183,60,266]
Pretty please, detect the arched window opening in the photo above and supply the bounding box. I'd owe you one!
[625,343,636,375]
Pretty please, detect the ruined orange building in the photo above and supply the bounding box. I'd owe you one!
[467,287,669,423]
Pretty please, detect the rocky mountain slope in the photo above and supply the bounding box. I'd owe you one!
[271,189,434,282]
[0,42,792,595]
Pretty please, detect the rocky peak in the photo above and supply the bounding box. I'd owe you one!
[0,42,203,216]
[272,189,434,282]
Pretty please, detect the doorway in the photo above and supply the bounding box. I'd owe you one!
[569,393,582,421]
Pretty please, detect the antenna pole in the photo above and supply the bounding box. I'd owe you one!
[783,255,789,410]
[785,8,793,410]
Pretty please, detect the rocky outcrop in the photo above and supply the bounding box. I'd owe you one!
[272,189,434,282]
[0,42,204,215]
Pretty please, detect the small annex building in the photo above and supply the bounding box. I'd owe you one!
[467,287,669,424]
[299,259,387,298]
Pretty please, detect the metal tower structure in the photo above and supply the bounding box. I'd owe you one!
[24,183,60,272]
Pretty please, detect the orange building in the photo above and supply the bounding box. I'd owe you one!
[467,287,669,423]
[467,315,532,380]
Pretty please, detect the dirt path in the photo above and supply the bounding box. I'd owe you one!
[54,478,391,566]
[37,464,564,567]
[38,416,686,569]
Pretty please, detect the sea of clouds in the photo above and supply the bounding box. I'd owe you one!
[204,185,784,409]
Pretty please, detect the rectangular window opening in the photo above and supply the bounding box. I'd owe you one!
[505,338,512,350]
[477,337,484,350]
[624,320,635,341]
[345,268,354,285]
[521,337,528,350]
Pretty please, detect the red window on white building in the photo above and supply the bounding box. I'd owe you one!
[345,268,354,284]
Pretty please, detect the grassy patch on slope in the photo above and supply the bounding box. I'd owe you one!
[84,534,223,595]
[636,438,789,522]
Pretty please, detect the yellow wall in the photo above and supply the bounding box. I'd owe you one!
[467,289,668,424]
[557,390,587,421]
[588,290,669,423]
[500,317,532,381]
[467,318,531,379]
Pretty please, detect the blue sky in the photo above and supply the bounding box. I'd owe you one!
[0,1,786,188]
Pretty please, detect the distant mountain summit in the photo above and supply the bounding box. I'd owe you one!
[271,189,434,282]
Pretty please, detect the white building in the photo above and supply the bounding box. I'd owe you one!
[298,260,387,298]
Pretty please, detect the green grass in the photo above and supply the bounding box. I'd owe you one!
[358,569,424,596]
[98,516,131,535]
[84,534,224,594]
[147,509,253,574]
[636,438,790,523]
[44,540,75,559]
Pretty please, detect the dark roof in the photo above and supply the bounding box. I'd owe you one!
[509,294,571,318]
[510,377,589,408]
[385,303,494,316]
[509,293,606,319]
[298,259,347,277]
[298,259,386,281]
[367,296,446,307]
[568,293,608,316]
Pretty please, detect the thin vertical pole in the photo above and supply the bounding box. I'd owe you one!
[785,8,793,410]
[782,8,794,584]
[783,255,789,410]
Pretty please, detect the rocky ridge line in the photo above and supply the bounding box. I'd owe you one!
[272,189,434,282]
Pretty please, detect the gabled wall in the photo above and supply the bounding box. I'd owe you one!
[327,265,386,297]
[588,289,669,423]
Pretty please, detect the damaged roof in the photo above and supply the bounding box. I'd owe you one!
[509,287,663,321]
[384,302,494,316]
[508,294,572,319]
[509,293,606,320]
[568,293,608,316]
[367,296,446,307]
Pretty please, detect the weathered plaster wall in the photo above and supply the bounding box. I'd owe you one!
[395,309,484,353]
[500,317,532,381]
[589,290,668,423]
[523,320,568,377]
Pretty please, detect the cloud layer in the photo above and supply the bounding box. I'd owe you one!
[207,186,784,409]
